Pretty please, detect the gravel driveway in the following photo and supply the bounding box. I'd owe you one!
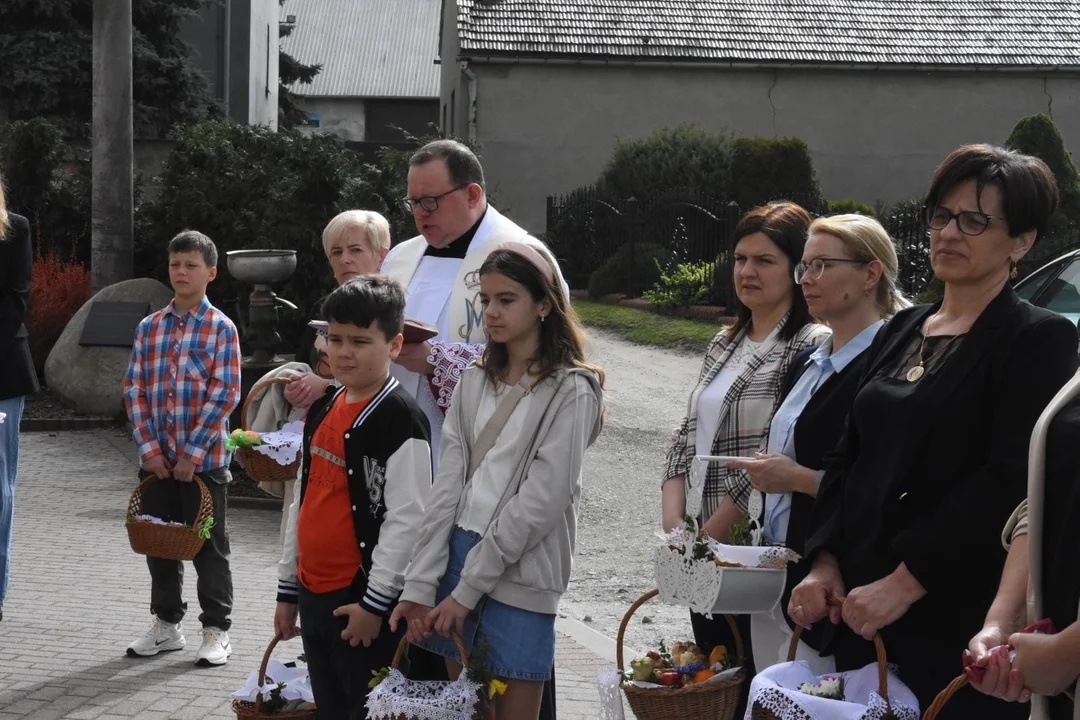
[563,328,710,659]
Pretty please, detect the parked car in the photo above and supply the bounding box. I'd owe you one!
[1016,249,1080,328]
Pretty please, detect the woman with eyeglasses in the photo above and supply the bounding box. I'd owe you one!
[788,144,1079,716]
[726,214,908,674]
[662,201,829,714]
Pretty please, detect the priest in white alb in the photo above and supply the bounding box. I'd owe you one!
[381,140,568,467]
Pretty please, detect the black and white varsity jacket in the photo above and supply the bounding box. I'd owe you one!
[276,375,433,616]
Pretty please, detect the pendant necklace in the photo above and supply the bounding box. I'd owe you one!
[907,312,957,383]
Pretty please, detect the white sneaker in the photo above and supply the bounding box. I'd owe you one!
[195,626,232,666]
[126,617,185,657]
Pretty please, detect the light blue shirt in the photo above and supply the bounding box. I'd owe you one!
[762,320,885,543]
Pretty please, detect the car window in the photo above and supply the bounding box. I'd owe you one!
[1016,260,1063,302]
[1037,257,1080,326]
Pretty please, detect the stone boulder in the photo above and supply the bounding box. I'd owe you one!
[45,278,174,417]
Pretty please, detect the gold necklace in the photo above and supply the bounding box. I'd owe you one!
[907,313,956,383]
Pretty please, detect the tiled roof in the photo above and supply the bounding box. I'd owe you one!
[457,1,1080,66]
[281,0,440,98]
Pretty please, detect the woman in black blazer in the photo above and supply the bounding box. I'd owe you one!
[789,144,1080,717]
[727,213,909,673]
[0,178,39,621]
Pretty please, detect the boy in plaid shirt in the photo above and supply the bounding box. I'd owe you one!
[122,230,242,666]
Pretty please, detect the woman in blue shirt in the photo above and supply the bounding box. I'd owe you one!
[727,214,909,673]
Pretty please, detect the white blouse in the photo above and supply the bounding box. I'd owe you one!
[458,379,536,535]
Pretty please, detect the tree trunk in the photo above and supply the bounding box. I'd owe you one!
[91,0,133,293]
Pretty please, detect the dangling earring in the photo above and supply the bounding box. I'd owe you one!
[540,314,546,323]
[1010,261,1019,280]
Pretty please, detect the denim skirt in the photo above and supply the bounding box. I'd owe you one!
[414,527,556,681]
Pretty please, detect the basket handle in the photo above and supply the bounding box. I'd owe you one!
[253,634,301,713]
[787,594,889,708]
[921,675,968,720]
[390,631,470,672]
[127,474,213,529]
[242,376,296,429]
[615,588,744,672]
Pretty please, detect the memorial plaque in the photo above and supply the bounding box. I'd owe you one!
[78,301,150,348]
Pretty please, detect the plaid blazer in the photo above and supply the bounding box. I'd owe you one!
[664,316,830,521]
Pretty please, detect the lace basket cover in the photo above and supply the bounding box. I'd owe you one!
[251,421,304,467]
[366,669,481,720]
[656,456,788,616]
[749,661,920,720]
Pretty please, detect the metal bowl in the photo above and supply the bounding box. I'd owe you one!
[226,249,297,285]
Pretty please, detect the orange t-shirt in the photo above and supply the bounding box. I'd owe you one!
[297,393,369,593]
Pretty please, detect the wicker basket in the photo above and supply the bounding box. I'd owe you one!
[126,476,212,561]
[239,376,303,485]
[232,635,315,719]
[369,633,488,720]
[617,588,746,720]
[750,595,893,720]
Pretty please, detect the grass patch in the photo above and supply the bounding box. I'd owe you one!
[572,298,722,353]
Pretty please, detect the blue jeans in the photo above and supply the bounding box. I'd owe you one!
[0,395,24,607]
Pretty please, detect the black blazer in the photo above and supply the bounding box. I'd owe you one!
[775,340,875,649]
[804,286,1078,706]
[0,213,39,401]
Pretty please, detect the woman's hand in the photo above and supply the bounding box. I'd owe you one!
[284,373,330,409]
[789,554,846,628]
[966,628,1027,702]
[427,596,470,638]
[389,601,434,644]
[1010,628,1080,697]
[841,563,926,640]
[725,453,817,496]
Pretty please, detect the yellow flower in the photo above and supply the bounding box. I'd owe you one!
[487,679,507,699]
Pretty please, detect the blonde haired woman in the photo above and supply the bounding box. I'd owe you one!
[285,210,393,408]
[727,213,907,672]
[0,174,39,621]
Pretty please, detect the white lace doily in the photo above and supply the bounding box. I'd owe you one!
[366,669,481,720]
[654,544,787,615]
[251,423,303,467]
[748,661,920,720]
[596,669,626,720]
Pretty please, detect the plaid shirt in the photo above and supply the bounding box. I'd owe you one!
[123,297,242,471]
[664,316,830,520]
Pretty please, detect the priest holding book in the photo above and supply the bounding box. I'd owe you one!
[381,139,568,467]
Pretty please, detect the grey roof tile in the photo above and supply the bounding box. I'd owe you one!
[457,0,1080,66]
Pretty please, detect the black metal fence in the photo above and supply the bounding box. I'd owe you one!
[545,186,1080,306]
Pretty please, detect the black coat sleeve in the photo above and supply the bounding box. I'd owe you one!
[0,215,32,363]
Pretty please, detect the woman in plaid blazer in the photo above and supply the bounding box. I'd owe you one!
[662,202,829,710]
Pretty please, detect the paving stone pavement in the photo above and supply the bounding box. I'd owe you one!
[0,430,626,719]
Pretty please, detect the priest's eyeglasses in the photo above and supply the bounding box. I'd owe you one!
[794,257,869,283]
[402,185,468,213]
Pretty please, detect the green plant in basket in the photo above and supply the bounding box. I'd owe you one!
[727,510,753,547]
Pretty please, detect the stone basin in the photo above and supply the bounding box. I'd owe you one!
[226,249,297,285]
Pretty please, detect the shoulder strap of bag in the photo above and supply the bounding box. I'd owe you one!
[467,377,534,480]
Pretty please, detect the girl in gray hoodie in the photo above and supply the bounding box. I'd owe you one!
[390,241,604,719]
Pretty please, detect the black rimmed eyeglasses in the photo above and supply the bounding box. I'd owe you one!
[925,206,1006,236]
[401,185,468,213]
[794,257,869,283]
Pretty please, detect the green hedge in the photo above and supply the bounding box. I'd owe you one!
[597,124,733,201]
[730,137,824,212]
[828,199,877,218]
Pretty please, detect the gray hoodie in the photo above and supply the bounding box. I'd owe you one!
[400,365,604,615]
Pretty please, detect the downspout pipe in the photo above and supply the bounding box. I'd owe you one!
[461,62,478,145]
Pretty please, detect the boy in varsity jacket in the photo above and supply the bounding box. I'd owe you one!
[273,276,432,718]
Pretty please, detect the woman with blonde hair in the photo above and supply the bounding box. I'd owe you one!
[0,173,40,621]
[285,210,394,408]
[727,213,907,672]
